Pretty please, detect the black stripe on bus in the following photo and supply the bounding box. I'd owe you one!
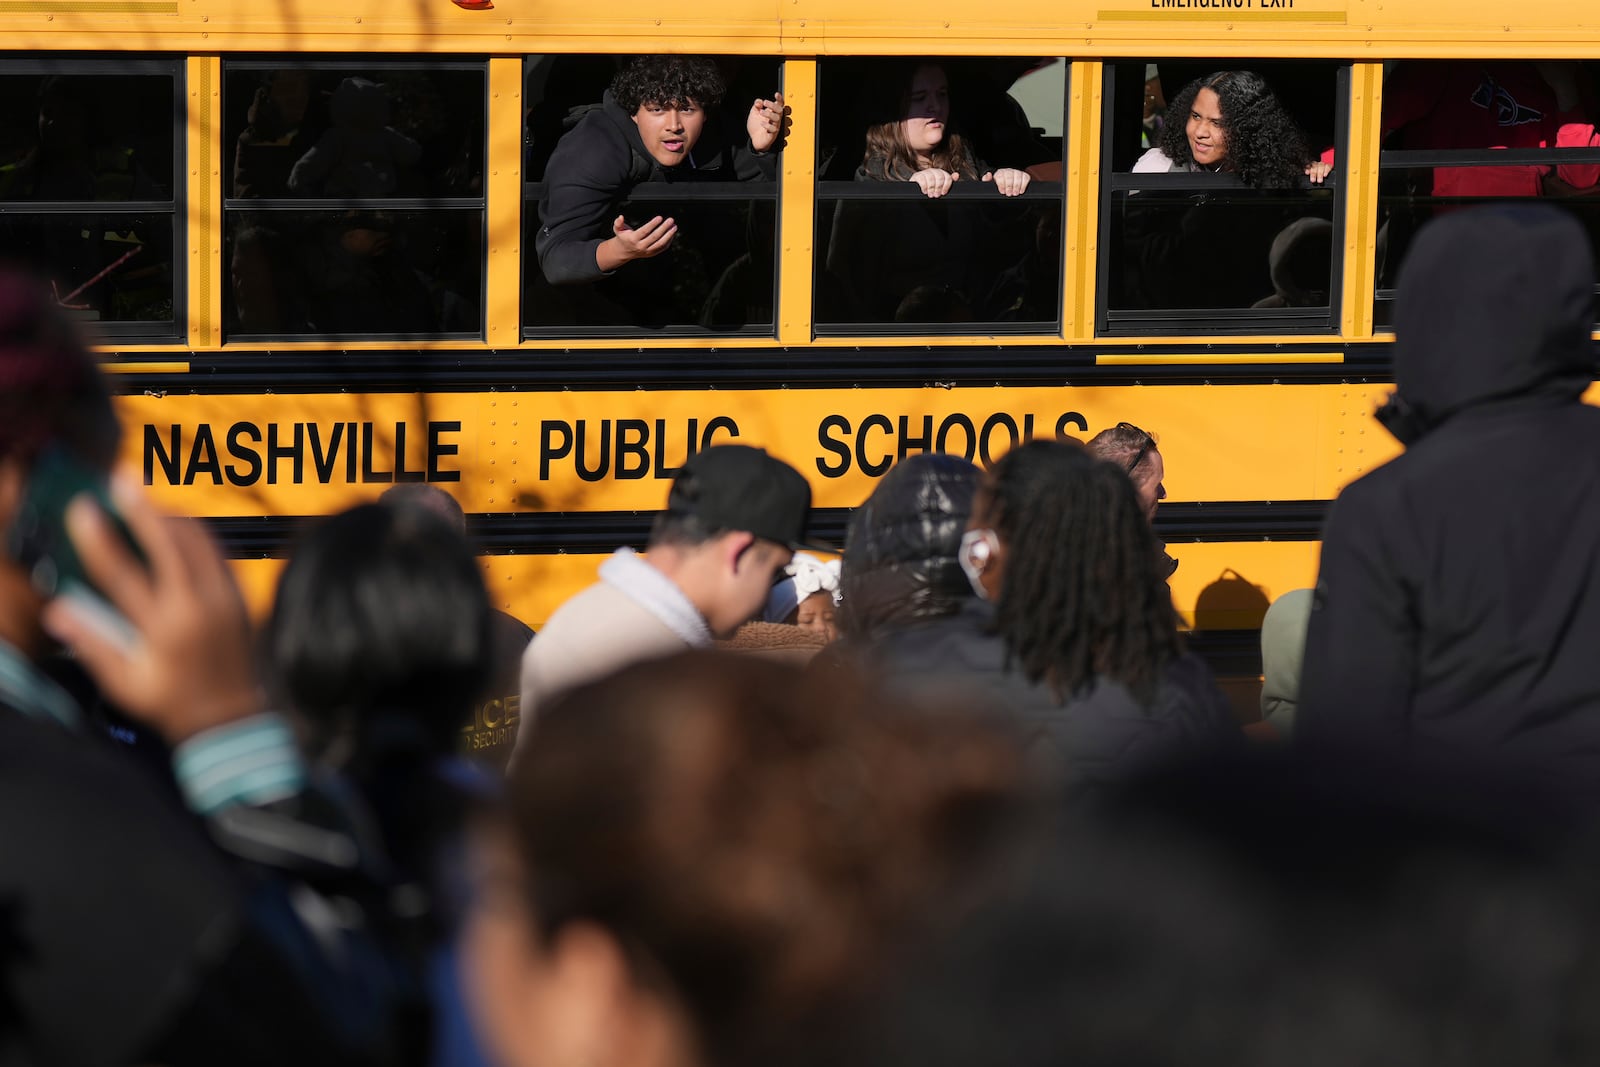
[205,500,1330,559]
[102,343,1426,393]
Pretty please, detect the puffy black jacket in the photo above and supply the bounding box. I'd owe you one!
[839,453,981,641]
[874,600,1240,795]
[1299,205,1600,784]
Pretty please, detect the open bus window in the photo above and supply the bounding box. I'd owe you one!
[0,64,181,339]
[521,55,782,337]
[1374,61,1600,327]
[1099,60,1346,334]
[221,60,486,342]
[814,57,1066,334]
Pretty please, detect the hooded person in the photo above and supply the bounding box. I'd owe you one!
[1298,205,1600,789]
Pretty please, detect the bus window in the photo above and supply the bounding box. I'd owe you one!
[0,64,181,338]
[521,55,783,337]
[221,61,486,341]
[1099,61,1346,335]
[815,57,1065,333]
[1374,61,1600,327]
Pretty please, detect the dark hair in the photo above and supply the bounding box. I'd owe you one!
[983,439,1180,703]
[264,502,493,757]
[0,266,119,469]
[648,509,730,549]
[840,453,981,641]
[508,651,1023,1067]
[794,753,1600,1067]
[1157,70,1310,188]
[860,61,980,182]
[610,55,726,113]
[380,482,466,534]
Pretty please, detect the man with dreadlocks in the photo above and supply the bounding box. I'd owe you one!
[869,439,1239,794]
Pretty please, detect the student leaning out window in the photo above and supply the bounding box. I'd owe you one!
[535,56,785,286]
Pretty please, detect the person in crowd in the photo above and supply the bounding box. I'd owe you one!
[874,440,1238,792]
[378,484,534,773]
[1134,70,1332,186]
[715,550,839,664]
[264,500,493,881]
[266,498,504,1067]
[763,551,841,641]
[466,651,1024,1067]
[1259,587,1312,739]
[535,56,784,287]
[826,61,1031,323]
[516,444,813,745]
[1086,421,1176,579]
[833,452,981,647]
[0,268,414,1064]
[787,752,1600,1067]
[1298,205,1600,792]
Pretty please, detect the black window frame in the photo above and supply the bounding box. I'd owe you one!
[812,56,1070,338]
[0,56,186,343]
[1095,61,1351,337]
[519,55,785,342]
[1373,145,1600,329]
[220,56,490,345]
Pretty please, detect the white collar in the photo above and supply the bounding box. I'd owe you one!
[599,548,714,647]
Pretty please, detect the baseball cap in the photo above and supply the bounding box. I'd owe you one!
[666,445,822,550]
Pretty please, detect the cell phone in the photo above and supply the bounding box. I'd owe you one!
[8,446,143,604]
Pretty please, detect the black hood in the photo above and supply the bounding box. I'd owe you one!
[1387,205,1594,443]
[600,89,656,167]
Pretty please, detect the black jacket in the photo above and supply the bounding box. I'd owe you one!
[1299,205,1600,781]
[0,703,416,1067]
[873,600,1239,794]
[536,91,775,286]
[838,452,981,641]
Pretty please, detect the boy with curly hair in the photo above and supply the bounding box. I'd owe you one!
[536,56,785,294]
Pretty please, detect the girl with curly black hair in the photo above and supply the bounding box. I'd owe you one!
[1135,70,1332,187]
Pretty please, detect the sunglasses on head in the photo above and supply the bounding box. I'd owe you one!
[1117,422,1155,476]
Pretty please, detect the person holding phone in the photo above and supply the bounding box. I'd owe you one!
[0,267,417,1066]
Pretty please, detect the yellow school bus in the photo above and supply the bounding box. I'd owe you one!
[9,0,1600,713]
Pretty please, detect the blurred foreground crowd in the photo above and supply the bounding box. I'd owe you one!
[8,203,1600,1067]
